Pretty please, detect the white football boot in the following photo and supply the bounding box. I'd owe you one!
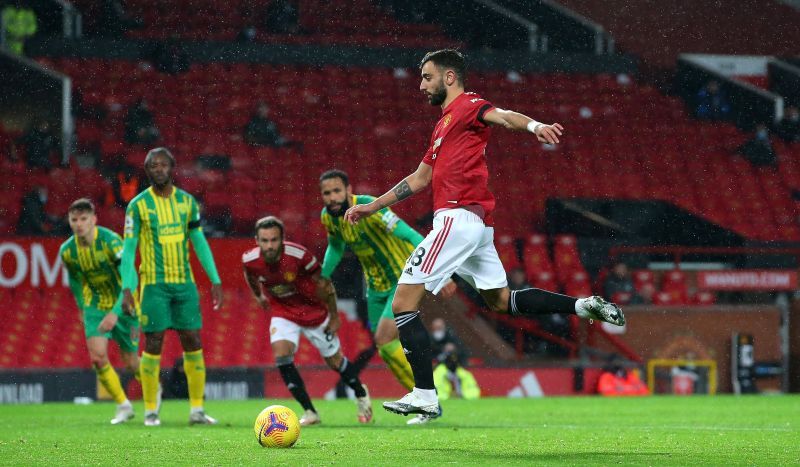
[189,409,219,425]
[356,385,373,423]
[299,409,321,426]
[407,403,442,425]
[144,412,161,427]
[110,402,135,425]
[577,296,626,326]
[383,390,439,416]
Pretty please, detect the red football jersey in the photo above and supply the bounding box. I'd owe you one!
[241,241,327,327]
[422,92,497,225]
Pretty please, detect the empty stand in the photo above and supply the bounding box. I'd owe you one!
[71,0,461,48]
[9,58,798,244]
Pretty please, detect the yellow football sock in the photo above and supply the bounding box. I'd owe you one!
[379,339,415,391]
[183,349,206,409]
[96,363,127,405]
[140,352,161,412]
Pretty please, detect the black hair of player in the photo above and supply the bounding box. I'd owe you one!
[68,198,95,214]
[319,169,350,187]
[144,147,176,168]
[254,215,285,239]
[420,49,466,86]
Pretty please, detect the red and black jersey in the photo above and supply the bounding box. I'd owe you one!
[422,92,497,225]
[241,241,327,327]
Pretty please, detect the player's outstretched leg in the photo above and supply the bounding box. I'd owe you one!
[278,357,320,426]
[505,288,625,326]
[383,310,439,417]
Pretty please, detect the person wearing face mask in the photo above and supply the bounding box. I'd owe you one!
[432,344,480,400]
[776,106,800,143]
[430,318,468,365]
[737,123,778,167]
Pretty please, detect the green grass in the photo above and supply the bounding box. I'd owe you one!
[0,396,798,465]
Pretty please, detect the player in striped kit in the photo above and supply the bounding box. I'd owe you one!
[319,169,454,425]
[60,198,140,425]
[121,147,224,427]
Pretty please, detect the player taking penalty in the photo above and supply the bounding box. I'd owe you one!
[242,216,372,426]
[60,198,140,424]
[345,49,625,417]
[121,147,224,427]
[319,169,455,425]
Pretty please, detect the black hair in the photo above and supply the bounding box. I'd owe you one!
[420,49,466,85]
[68,198,95,214]
[319,169,350,187]
[254,215,285,238]
[144,147,176,168]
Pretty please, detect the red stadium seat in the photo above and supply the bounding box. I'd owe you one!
[661,270,690,305]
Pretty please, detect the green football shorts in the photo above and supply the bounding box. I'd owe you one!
[83,307,140,353]
[139,283,201,333]
[366,285,397,332]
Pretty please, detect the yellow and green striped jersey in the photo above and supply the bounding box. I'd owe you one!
[124,186,200,285]
[60,226,124,311]
[321,194,416,292]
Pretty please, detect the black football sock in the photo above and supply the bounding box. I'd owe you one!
[278,363,316,413]
[508,288,577,317]
[395,311,435,390]
[337,357,367,398]
[352,346,377,373]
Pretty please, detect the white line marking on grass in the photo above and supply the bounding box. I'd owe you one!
[540,424,794,433]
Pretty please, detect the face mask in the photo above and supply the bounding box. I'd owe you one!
[432,330,446,341]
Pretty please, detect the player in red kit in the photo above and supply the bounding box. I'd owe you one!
[345,49,625,417]
[242,216,372,425]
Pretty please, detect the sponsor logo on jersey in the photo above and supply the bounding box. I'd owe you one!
[404,267,413,275]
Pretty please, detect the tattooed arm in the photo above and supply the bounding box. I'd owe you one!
[344,162,432,224]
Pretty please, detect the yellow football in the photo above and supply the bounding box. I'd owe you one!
[253,405,301,448]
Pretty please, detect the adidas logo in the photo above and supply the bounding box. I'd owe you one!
[404,267,413,275]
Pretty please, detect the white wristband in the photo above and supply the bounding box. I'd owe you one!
[527,120,544,134]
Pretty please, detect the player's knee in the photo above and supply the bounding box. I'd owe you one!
[90,353,109,369]
[487,298,509,314]
[373,326,396,346]
[275,354,294,367]
[324,352,343,370]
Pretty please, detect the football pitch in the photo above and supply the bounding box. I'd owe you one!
[1,396,798,465]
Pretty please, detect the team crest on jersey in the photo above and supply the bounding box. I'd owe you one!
[283,271,296,282]
[442,114,452,128]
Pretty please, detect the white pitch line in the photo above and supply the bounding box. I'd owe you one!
[537,424,794,433]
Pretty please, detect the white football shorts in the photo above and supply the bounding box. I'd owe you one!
[269,315,341,358]
[398,208,508,294]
